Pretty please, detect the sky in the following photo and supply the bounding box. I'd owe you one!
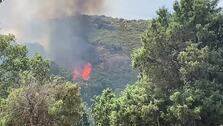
[104,0,175,19]
[219,0,223,7]
[0,0,222,20]
[104,0,223,19]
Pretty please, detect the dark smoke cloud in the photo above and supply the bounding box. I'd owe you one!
[36,0,104,19]
[0,0,104,69]
[49,15,99,69]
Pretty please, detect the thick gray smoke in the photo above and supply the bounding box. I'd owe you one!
[49,15,99,69]
[0,0,104,69]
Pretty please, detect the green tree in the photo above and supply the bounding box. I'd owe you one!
[48,79,83,126]
[0,34,50,98]
[131,0,223,125]
[0,35,86,125]
[0,34,29,97]
[0,77,83,126]
[171,43,223,125]
[91,89,116,126]
[109,83,160,126]
[92,0,223,125]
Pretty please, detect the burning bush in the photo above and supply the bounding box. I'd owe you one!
[72,63,92,81]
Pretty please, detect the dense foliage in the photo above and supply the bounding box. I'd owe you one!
[0,35,85,126]
[90,16,148,54]
[92,0,223,125]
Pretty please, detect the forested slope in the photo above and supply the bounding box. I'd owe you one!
[27,15,148,104]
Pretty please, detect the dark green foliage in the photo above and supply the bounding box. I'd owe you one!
[109,83,160,126]
[92,0,223,125]
[0,34,50,97]
[90,16,148,54]
[0,35,85,126]
[0,35,29,95]
[91,89,116,126]
[0,78,83,126]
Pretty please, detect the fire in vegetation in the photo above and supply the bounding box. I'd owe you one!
[72,63,92,81]
[0,0,103,80]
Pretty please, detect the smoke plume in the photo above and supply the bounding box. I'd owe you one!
[0,0,104,70]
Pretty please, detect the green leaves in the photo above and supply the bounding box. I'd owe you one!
[0,35,87,125]
[1,79,83,126]
[0,35,51,98]
[92,0,223,125]
[91,83,162,126]
[91,89,116,126]
[28,54,49,84]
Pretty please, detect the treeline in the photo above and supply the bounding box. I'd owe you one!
[91,0,223,126]
[0,35,89,125]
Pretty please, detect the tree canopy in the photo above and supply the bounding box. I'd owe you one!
[0,35,85,126]
[92,0,223,125]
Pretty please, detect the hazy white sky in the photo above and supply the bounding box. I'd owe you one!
[104,0,223,19]
[219,0,223,7]
[0,0,223,19]
[104,0,174,19]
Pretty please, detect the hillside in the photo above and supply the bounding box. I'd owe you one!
[89,15,148,54]
[26,15,149,104]
[2,0,223,125]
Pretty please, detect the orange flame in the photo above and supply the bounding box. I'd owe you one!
[82,63,92,80]
[72,63,92,81]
